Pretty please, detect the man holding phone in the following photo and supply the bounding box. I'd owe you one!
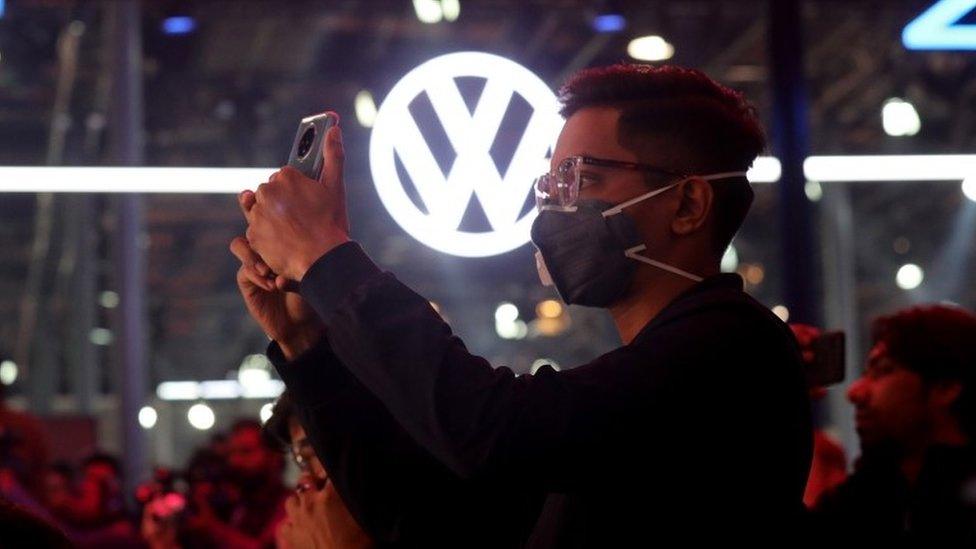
[232,65,812,545]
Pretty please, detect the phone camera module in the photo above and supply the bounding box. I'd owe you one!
[297,127,316,160]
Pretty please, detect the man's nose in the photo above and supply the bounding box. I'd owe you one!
[847,377,869,405]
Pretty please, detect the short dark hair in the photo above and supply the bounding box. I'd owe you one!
[83,452,121,476]
[872,304,976,438]
[558,64,765,256]
[261,392,296,451]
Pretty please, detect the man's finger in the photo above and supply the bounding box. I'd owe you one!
[231,238,275,289]
[321,123,344,189]
[255,182,271,204]
[238,265,274,292]
[238,190,256,218]
[284,494,300,516]
[229,236,263,269]
[275,275,300,293]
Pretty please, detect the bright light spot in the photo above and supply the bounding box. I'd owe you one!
[743,264,765,286]
[593,14,626,33]
[495,303,519,324]
[162,16,196,35]
[0,360,18,385]
[260,403,274,423]
[157,381,200,401]
[238,354,272,391]
[804,180,823,202]
[187,403,215,430]
[441,0,460,21]
[138,406,158,429]
[721,244,739,273]
[237,368,271,391]
[89,328,113,346]
[0,0,5,19]
[896,263,924,290]
[882,98,921,137]
[536,300,563,319]
[99,291,119,308]
[157,379,284,401]
[355,90,377,128]
[627,35,675,61]
[772,305,790,322]
[530,359,561,374]
[495,320,528,340]
[962,177,976,202]
[496,302,528,340]
[412,0,443,23]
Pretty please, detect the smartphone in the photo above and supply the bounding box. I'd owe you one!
[807,331,846,388]
[287,112,339,180]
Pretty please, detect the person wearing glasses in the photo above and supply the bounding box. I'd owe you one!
[231,64,813,545]
[264,392,372,549]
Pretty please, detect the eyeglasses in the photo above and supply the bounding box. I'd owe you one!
[290,439,315,474]
[533,155,686,210]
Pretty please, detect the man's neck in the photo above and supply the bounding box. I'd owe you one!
[609,267,703,344]
[899,424,969,485]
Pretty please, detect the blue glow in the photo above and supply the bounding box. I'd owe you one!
[592,14,626,33]
[0,0,6,19]
[162,16,196,35]
[903,0,976,50]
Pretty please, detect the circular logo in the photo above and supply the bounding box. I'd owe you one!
[369,52,563,257]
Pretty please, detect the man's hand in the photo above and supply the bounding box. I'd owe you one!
[279,486,331,549]
[244,122,350,282]
[231,196,324,360]
[279,482,372,549]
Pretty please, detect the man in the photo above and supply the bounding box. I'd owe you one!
[263,391,372,549]
[813,305,976,544]
[232,64,812,544]
[0,378,50,499]
[185,420,288,548]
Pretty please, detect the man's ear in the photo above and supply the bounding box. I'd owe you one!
[928,380,963,410]
[671,178,714,236]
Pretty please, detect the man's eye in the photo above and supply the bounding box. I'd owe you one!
[580,174,600,188]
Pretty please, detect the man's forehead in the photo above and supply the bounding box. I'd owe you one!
[553,107,636,164]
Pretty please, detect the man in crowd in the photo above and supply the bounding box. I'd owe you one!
[812,304,976,544]
[232,64,813,545]
[185,419,288,548]
[264,391,372,549]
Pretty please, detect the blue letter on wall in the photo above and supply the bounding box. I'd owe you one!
[904,0,976,50]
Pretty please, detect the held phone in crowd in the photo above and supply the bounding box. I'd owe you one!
[287,112,338,180]
[807,330,846,388]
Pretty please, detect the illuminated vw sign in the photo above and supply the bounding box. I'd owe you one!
[369,52,563,257]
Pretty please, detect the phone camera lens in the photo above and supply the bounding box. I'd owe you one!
[297,127,316,159]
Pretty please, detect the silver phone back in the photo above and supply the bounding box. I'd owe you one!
[287,113,338,180]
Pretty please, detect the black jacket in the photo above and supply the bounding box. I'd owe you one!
[270,242,813,546]
[812,445,976,547]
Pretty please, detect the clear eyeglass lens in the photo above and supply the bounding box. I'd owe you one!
[535,158,580,208]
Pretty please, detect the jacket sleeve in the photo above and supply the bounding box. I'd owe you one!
[268,339,540,546]
[298,242,704,489]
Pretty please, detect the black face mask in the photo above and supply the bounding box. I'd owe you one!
[530,171,746,307]
[530,199,644,307]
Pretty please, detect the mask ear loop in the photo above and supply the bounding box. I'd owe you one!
[624,246,704,282]
[601,171,749,218]
[608,171,749,282]
[601,182,679,218]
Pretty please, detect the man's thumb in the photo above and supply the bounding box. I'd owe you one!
[320,123,344,188]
